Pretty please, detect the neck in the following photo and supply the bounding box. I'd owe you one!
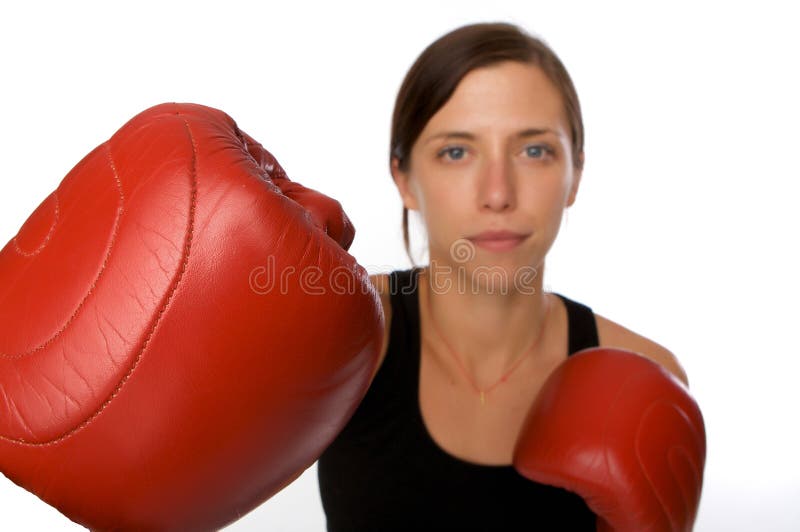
[419,262,552,384]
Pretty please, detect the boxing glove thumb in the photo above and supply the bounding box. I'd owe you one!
[239,130,355,249]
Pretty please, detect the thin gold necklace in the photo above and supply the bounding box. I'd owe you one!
[423,275,551,405]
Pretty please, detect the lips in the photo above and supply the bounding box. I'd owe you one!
[467,230,530,252]
[468,230,530,242]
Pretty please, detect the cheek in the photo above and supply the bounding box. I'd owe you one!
[415,177,455,214]
[415,185,470,244]
[417,191,448,232]
[522,173,570,207]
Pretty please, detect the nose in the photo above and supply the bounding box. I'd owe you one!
[478,155,515,212]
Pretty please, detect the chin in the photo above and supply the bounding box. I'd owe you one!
[443,260,541,296]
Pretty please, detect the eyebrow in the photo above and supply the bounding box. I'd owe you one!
[424,127,562,144]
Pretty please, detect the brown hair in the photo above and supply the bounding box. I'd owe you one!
[389,22,585,266]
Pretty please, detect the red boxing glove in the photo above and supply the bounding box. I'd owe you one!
[0,103,383,531]
[513,347,706,532]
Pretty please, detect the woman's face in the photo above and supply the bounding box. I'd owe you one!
[392,61,582,284]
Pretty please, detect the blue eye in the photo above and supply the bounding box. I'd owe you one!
[437,146,466,161]
[525,145,553,159]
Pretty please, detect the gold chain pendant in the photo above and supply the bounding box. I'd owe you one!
[480,391,486,405]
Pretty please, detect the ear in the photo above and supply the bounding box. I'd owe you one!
[565,152,584,208]
[391,157,420,211]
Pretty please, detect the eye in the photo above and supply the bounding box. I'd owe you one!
[436,146,467,161]
[524,144,555,159]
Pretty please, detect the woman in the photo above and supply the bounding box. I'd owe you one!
[317,21,688,530]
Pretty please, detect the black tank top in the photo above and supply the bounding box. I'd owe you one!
[317,267,599,531]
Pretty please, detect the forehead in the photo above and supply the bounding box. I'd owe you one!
[421,61,568,139]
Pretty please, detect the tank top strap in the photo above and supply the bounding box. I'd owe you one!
[551,292,600,355]
[377,267,424,387]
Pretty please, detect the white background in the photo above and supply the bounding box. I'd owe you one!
[1,1,798,530]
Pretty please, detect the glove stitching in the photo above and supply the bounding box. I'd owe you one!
[0,113,198,447]
[12,191,60,257]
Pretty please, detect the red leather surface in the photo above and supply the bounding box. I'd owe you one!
[0,102,383,531]
[513,347,706,532]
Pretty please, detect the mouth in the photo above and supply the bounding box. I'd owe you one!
[467,230,531,252]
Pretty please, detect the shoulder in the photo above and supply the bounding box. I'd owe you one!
[593,312,689,387]
[369,272,391,295]
[369,273,391,319]
[368,273,392,380]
